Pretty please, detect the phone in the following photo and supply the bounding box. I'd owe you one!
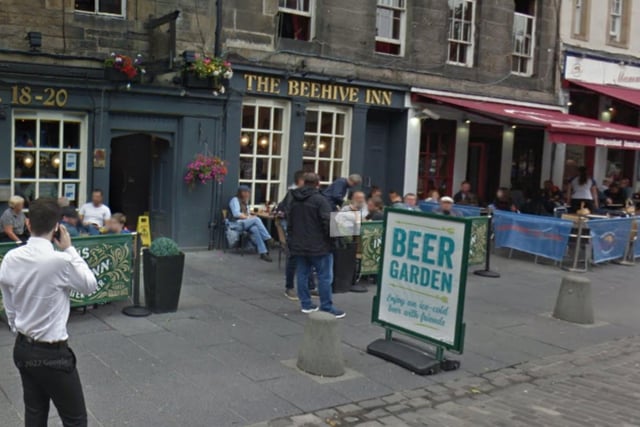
[53,227,61,241]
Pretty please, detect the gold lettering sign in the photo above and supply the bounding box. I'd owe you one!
[243,74,394,106]
[11,85,68,107]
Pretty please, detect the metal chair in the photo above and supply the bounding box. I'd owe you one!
[274,217,288,269]
[221,209,249,255]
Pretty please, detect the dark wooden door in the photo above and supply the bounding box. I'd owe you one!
[109,134,152,231]
[467,142,488,202]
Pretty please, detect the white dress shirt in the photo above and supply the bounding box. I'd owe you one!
[0,237,97,342]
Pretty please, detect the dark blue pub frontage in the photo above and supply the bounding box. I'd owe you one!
[0,61,407,249]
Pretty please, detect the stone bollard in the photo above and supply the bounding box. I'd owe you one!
[297,311,345,377]
[552,275,594,324]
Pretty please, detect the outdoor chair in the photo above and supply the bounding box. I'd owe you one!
[274,217,287,269]
[221,209,250,255]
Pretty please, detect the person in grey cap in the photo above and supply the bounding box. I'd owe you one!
[434,196,462,217]
[322,174,362,211]
[229,185,274,262]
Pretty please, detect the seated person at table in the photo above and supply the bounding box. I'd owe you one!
[492,188,518,212]
[341,191,368,217]
[453,181,479,206]
[541,180,563,214]
[229,186,273,262]
[369,186,383,199]
[0,195,28,244]
[388,190,405,208]
[620,178,633,200]
[365,196,385,221]
[79,189,111,235]
[60,206,81,237]
[434,196,462,217]
[425,189,440,202]
[106,213,131,234]
[604,182,626,207]
[403,193,419,211]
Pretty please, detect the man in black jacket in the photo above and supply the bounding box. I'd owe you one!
[288,173,345,318]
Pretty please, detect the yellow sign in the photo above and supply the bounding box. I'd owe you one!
[137,215,151,247]
[11,85,68,107]
[243,74,394,107]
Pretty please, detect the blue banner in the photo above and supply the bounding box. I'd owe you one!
[635,219,640,259]
[492,211,573,261]
[589,217,634,263]
[419,202,483,217]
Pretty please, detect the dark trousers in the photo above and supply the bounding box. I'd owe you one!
[13,335,87,427]
[285,254,316,290]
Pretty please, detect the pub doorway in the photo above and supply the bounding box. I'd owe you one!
[467,124,502,205]
[109,134,171,235]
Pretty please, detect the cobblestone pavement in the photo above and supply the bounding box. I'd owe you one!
[254,336,640,427]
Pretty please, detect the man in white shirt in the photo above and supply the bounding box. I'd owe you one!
[0,198,97,426]
[79,189,111,235]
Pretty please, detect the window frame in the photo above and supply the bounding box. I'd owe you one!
[11,110,88,206]
[571,0,590,40]
[606,0,630,47]
[511,11,536,77]
[277,0,316,41]
[239,98,291,207]
[375,0,407,57]
[446,0,477,67]
[74,0,127,18]
[302,104,352,187]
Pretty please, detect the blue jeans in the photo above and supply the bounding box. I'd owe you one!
[239,217,271,254]
[295,254,334,312]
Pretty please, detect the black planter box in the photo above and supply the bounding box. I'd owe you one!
[333,242,357,293]
[143,250,185,313]
[104,68,130,82]
[183,73,213,88]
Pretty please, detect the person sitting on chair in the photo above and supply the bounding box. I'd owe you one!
[60,207,81,237]
[365,196,385,221]
[106,213,131,234]
[229,185,273,262]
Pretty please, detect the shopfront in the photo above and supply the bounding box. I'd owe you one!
[0,61,226,249]
[222,67,407,206]
[564,52,640,187]
[405,88,640,205]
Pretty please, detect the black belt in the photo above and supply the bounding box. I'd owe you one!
[17,333,68,349]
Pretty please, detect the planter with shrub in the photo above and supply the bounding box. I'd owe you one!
[143,237,185,313]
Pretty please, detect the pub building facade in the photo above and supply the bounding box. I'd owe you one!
[222,66,407,208]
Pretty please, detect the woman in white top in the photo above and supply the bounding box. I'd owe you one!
[566,166,599,212]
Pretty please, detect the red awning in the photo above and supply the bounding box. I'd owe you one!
[420,94,640,150]
[570,80,640,108]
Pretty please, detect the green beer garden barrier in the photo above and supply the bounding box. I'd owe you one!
[0,234,134,317]
[360,218,487,276]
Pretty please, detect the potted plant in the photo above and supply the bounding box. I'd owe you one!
[183,153,228,189]
[183,54,233,94]
[104,52,145,84]
[143,237,185,313]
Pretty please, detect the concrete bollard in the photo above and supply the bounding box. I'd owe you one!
[297,311,345,377]
[552,275,594,324]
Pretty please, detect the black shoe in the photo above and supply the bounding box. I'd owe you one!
[284,288,298,300]
[260,254,273,262]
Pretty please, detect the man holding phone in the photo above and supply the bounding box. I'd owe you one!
[0,198,97,426]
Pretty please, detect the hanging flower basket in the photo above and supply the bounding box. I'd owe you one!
[183,55,232,95]
[104,52,145,84]
[183,154,228,188]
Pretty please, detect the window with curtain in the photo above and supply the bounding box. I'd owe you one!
[375,0,406,56]
[511,1,536,76]
[278,0,314,41]
[447,0,476,66]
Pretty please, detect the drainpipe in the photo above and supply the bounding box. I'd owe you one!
[214,0,223,57]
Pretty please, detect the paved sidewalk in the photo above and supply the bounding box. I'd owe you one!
[0,249,638,426]
[252,335,640,426]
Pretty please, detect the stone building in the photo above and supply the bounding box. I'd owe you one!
[559,0,640,191]
[2,0,640,248]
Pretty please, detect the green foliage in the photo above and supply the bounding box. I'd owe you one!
[149,237,181,257]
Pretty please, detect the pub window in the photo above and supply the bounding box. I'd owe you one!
[375,0,406,56]
[75,0,125,16]
[239,99,290,206]
[447,0,476,67]
[12,112,87,207]
[607,0,630,46]
[572,0,590,39]
[278,0,315,41]
[303,106,351,187]
[512,0,536,76]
